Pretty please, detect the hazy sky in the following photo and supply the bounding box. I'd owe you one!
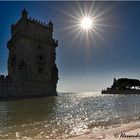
[1,1,140,92]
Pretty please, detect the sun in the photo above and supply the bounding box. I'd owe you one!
[57,2,116,45]
[80,17,93,30]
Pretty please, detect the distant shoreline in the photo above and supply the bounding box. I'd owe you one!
[102,88,140,94]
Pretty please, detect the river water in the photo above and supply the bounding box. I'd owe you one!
[0,92,140,139]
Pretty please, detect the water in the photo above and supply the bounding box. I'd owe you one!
[0,92,140,139]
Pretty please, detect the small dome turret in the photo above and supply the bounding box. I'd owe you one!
[21,8,28,19]
[49,20,53,32]
[49,20,53,25]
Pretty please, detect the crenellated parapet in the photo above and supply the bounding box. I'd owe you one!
[0,75,10,80]
[11,9,53,36]
[28,17,51,28]
[0,75,13,87]
[8,9,55,51]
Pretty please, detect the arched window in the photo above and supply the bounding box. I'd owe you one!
[38,44,42,50]
[38,67,43,74]
[11,56,16,66]
[18,61,26,70]
[39,55,43,60]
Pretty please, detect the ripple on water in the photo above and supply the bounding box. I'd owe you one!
[0,92,140,139]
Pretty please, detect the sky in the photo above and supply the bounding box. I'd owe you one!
[1,1,140,92]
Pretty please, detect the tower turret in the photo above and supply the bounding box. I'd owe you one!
[21,8,28,19]
[49,20,53,32]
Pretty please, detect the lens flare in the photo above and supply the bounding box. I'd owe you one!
[56,2,118,46]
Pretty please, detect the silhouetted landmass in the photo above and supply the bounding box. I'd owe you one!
[112,78,140,90]
[102,78,140,94]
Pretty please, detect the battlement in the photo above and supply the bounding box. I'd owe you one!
[28,17,52,28]
[0,75,10,80]
[11,9,53,35]
[0,75,13,87]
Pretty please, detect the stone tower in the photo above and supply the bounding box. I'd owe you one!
[0,9,58,98]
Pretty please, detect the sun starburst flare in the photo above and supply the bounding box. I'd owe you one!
[56,2,119,47]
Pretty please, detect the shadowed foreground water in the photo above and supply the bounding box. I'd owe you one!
[0,92,140,139]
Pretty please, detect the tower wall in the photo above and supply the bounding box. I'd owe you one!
[0,9,58,98]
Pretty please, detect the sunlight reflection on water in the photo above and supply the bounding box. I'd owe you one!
[0,92,140,139]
